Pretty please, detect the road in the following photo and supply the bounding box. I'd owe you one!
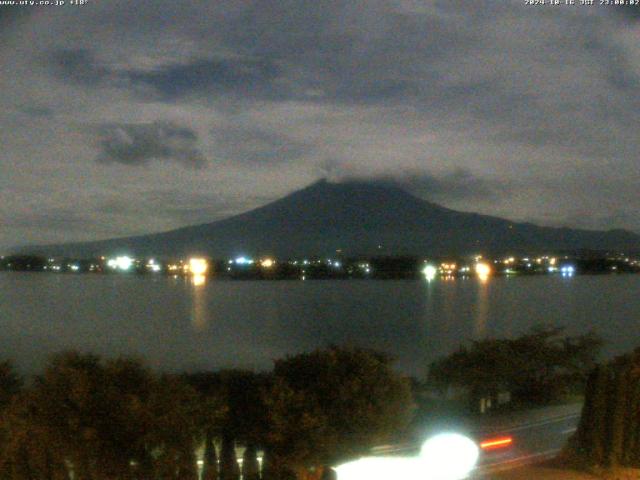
[471,409,580,476]
[367,403,583,478]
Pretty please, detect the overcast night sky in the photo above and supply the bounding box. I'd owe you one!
[1,0,639,250]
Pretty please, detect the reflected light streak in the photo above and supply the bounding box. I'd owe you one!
[190,274,208,331]
[474,280,489,338]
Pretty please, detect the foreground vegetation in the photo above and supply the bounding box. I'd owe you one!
[566,347,640,470]
[428,327,602,411]
[0,348,414,480]
[0,327,626,479]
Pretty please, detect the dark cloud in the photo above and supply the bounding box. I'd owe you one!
[581,33,640,93]
[611,5,640,23]
[46,49,284,102]
[370,169,512,204]
[49,49,111,86]
[95,121,207,169]
[126,57,281,101]
[19,104,54,118]
[0,6,32,31]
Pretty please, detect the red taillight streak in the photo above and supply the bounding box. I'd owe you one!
[480,437,513,450]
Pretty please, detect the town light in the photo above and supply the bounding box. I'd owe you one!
[440,263,456,273]
[335,433,478,480]
[235,256,253,265]
[109,256,133,271]
[260,258,275,268]
[475,262,491,280]
[188,258,208,276]
[423,265,437,281]
[147,259,161,272]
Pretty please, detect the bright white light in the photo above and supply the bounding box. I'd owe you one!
[146,259,161,272]
[235,256,253,265]
[336,433,478,480]
[561,265,575,274]
[115,256,133,271]
[475,262,491,276]
[423,265,437,281]
[475,262,491,282]
[189,258,208,275]
[70,264,80,272]
[420,433,479,480]
[336,457,423,480]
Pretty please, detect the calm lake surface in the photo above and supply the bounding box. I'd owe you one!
[1,272,638,377]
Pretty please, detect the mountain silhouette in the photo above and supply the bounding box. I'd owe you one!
[21,180,640,258]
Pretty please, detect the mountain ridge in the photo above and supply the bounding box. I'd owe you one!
[14,180,640,258]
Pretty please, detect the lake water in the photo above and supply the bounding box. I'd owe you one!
[1,272,638,377]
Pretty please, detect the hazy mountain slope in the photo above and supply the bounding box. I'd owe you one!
[19,180,640,258]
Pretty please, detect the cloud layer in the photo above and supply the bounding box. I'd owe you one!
[1,0,639,248]
[96,122,206,168]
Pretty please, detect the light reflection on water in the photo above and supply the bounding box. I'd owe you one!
[0,272,639,376]
[474,278,489,338]
[190,274,208,332]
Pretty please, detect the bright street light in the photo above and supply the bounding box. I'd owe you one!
[423,264,437,281]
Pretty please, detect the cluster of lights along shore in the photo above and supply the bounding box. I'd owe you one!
[1,252,638,280]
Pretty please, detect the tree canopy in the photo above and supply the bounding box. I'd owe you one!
[0,347,416,480]
[428,326,603,406]
[263,346,415,479]
[0,352,203,480]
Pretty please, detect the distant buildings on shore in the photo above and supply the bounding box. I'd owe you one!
[1,251,638,280]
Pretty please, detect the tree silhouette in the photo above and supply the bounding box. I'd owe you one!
[570,348,640,468]
[429,326,602,408]
[263,346,414,480]
[0,352,201,480]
